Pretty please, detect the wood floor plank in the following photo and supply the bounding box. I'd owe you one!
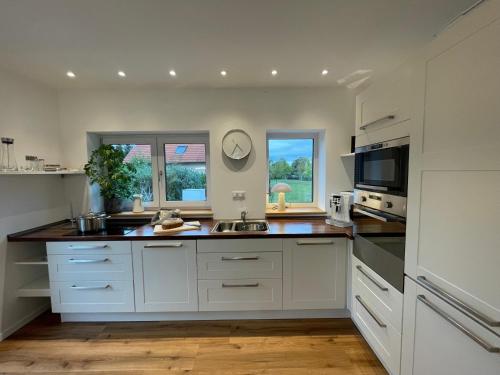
[0,313,387,375]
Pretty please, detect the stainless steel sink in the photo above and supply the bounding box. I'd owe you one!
[211,220,269,233]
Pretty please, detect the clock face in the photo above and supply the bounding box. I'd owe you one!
[222,129,252,160]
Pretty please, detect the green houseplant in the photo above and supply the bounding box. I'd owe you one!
[84,144,136,213]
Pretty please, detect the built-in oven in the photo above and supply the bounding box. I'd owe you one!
[354,136,409,222]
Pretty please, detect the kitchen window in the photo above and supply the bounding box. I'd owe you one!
[102,134,210,209]
[266,132,318,208]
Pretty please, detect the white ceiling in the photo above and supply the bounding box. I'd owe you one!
[0,0,477,88]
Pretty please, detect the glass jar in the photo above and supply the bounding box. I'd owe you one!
[1,137,17,171]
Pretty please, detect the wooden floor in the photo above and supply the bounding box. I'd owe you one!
[0,313,387,374]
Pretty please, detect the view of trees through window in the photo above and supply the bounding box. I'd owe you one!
[268,138,314,203]
[113,144,154,202]
[164,144,207,201]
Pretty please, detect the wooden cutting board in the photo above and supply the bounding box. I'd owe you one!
[153,224,199,235]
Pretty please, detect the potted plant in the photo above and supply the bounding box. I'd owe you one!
[84,144,136,213]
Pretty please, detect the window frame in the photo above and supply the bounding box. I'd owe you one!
[266,132,319,208]
[101,133,210,209]
[157,134,211,209]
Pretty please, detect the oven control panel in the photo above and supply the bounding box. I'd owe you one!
[354,190,407,218]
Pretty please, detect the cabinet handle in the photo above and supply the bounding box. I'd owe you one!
[222,283,260,288]
[68,244,109,250]
[417,276,500,328]
[296,240,334,245]
[359,114,395,130]
[68,258,109,263]
[356,265,389,291]
[144,242,183,248]
[417,295,499,353]
[355,295,387,328]
[221,256,260,261]
[70,284,111,290]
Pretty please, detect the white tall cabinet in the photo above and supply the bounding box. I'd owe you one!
[401,1,500,373]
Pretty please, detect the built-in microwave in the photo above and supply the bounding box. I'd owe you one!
[354,136,409,197]
[354,137,409,221]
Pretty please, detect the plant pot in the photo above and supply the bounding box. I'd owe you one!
[104,197,123,214]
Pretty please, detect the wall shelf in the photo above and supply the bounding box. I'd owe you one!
[340,152,355,158]
[18,275,50,297]
[0,170,84,176]
[15,256,48,265]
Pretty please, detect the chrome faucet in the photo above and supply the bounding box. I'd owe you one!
[240,209,248,227]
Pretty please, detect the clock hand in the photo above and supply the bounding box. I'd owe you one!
[231,143,239,156]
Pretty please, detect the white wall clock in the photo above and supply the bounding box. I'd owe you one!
[222,129,252,160]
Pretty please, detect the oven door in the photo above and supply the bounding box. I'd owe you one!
[355,137,409,195]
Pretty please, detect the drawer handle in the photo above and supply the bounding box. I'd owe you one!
[355,295,387,328]
[356,265,389,291]
[70,284,111,290]
[359,114,395,130]
[221,256,260,261]
[68,258,109,263]
[296,240,334,246]
[417,295,500,353]
[68,244,109,250]
[417,276,500,328]
[144,242,183,248]
[222,283,260,288]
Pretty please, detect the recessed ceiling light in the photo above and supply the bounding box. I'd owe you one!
[322,69,329,76]
[271,69,278,76]
[66,71,76,78]
[169,70,176,77]
[220,70,227,77]
[118,70,126,78]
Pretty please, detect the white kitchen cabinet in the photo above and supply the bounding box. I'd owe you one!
[50,280,135,313]
[283,238,346,310]
[404,0,500,337]
[198,278,282,311]
[132,240,198,312]
[355,64,412,147]
[401,277,500,375]
[197,252,282,280]
[351,254,403,375]
[197,238,282,253]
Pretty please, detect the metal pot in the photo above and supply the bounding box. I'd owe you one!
[75,212,109,233]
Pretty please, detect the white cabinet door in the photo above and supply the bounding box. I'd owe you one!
[132,240,198,312]
[283,238,346,310]
[405,1,500,336]
[401,277,500,375]
[355,64,412,147]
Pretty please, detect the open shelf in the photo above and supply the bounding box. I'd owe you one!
[18,275,50,297]
[0,170,84,176]
[15,256,48,265]
[340,152,355,158]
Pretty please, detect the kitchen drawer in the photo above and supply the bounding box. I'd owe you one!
[352,255,403,332]
[197,239,282,253]
[198,279,282,311]
[48,254,132,281]
[47,241,131,255]
[50,280,135,313]
[352,294,402,375]
[197,252,282,279]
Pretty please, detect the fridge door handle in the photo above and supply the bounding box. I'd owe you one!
[417,276,500,328]
[418,295,500,353]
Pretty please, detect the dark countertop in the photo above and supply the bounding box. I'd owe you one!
[7,217,405,242]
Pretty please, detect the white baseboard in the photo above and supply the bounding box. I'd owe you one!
[61,309,350,322]
[0,303,50,341]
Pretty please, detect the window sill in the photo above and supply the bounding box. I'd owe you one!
[265,207,327,218]
[110,208,214,219]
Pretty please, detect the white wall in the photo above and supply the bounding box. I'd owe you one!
[58,88,355,218]
[0,69,69,339]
